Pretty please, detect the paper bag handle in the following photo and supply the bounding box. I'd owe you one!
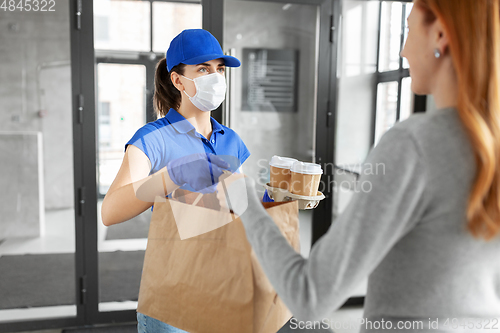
[169,189,204,207]
[192,193,203,206]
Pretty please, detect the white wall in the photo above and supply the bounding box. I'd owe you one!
[0,0,74,210]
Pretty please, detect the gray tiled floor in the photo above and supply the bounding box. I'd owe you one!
[2,207,366,333]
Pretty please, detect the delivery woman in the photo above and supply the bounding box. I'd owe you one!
[101,29,249,332]
[219,0,500,331]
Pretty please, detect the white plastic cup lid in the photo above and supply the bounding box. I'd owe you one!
[269,156,298,169]
[291,161,323,175]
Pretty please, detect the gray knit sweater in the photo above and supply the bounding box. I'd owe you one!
[237,107,500,332]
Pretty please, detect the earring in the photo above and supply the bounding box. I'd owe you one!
[434,48,441,58]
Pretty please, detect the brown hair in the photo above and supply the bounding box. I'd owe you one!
[415,0,500,240]
[153,58,186,118]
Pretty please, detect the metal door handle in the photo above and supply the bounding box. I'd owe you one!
[223,48,236,127]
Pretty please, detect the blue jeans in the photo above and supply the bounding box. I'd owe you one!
[137,312,189,333]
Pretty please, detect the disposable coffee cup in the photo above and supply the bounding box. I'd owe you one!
[269,156,298,190]
[290,162,323,196]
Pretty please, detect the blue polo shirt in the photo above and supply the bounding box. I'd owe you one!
[125,108,250,181]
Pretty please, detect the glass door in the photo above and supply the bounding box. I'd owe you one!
[0,0,82,330]
[206,0,334,256]
[91,0,203,322]
[95,61,149,314]
[333,0,416,305]
[81,0,333,326]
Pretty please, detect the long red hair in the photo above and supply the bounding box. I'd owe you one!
[415,0,500,240]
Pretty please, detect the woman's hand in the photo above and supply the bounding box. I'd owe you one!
[217,173,259,216]
[167,153,231,193]
[102,145,163,226]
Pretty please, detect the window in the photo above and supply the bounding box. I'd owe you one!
[374,2,415,145]
[375,81,398,145]
[93,1,203,312]
[335,1,420,217]
[94,0,202,53]
[152,2,202,52]
[93,0,202,197]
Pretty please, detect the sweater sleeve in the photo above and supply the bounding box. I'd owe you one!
[239,127,429,321]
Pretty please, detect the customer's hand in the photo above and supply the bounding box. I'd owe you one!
[217,173,260,216]
[167,153,231,193]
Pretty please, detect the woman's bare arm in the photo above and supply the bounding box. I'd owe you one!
[101,145,180,226]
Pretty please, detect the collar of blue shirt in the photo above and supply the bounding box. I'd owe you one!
[165,108,225,137]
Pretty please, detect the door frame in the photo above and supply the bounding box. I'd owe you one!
[0,0,90,331]
[202,0,337,248]
[94,56,157,199]
[72,0,142,325]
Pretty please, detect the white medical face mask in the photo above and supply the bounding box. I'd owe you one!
[182,73,227,112]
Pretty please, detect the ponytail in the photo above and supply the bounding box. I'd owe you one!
[153,58,186,118]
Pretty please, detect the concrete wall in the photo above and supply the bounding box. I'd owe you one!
[224,2,318,187]
[0,132,44,238]
[0,0,74,212]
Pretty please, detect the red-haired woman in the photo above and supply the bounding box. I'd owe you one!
[220,1,500,331]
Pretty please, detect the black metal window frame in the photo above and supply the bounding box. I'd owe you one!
[94,0,202,120]
[94,57,156,199]
[94,0,202,199]
[372,0,426,146]
[79,0,207,327]
[97,0,201,56]
[327,0,426,309]
[90,0,206,324]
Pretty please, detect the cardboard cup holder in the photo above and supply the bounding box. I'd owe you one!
[264,183,325,210]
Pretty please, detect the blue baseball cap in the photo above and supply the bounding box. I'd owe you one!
[166,29,241,72]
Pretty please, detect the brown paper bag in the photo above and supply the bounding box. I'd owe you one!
[137,194,300,333]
